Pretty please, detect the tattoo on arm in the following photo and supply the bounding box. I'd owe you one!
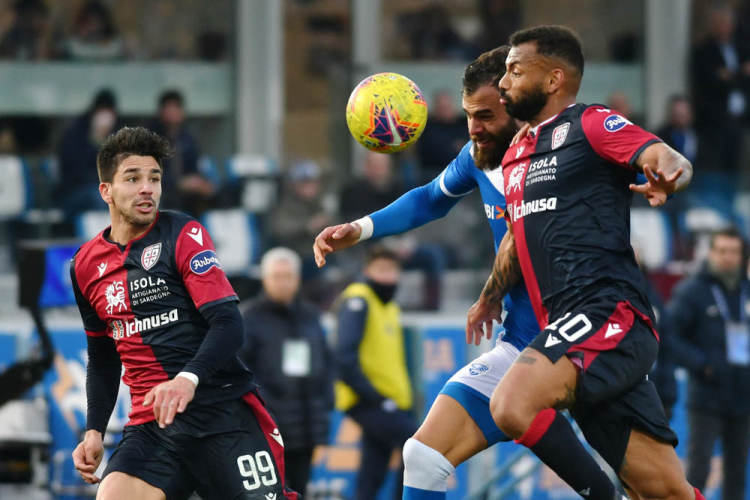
[552,383,577,410]
[516,354,537,365]
[480,228,522,304]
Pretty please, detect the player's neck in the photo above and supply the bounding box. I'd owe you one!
[528,95,577,127]
[108,210,155,245]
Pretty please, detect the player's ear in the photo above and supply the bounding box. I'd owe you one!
[546,68,565,94]
[99,182,112,204]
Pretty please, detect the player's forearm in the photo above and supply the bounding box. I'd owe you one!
[184,301,244,383]
[479,230,522,305]
[660,148,692,193]
[85,336,121,435]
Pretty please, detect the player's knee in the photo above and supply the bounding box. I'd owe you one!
[402,438,455,491]
[629,472,694,500]
[489,392,529,439]
[97,472,165,500]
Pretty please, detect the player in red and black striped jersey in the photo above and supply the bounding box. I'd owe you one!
[70,127,298,500]
[469,26,705,500]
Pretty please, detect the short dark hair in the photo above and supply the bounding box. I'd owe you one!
[462,45,510,96]
[96,126,172,182]
[158,89,184,109]
[509,25,584,76]
[710,226,745,249]
[365,245,400,266]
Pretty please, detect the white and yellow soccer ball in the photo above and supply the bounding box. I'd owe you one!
[345,72,428,154]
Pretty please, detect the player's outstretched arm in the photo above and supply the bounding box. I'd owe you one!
[466,224,522,345]
[630,143,692,207]
[314,177,463,267]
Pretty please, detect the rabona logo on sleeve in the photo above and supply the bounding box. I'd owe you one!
[603,114,631,132]
[190,250,221,275]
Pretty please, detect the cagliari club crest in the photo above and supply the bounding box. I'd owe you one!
[141,242,162,271]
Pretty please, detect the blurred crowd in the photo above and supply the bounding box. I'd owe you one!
[0,1,749,313]
[0,0,231,61]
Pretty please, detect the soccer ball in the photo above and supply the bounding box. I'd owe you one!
[345,72,428,154]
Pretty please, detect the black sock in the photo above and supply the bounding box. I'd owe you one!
[516,409,616,500]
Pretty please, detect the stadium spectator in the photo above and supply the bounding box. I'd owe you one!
[417,90,466,180]
[691,4,750,173]
[667,227,750,500]
[61,0,124,60]
[656,94,699,166]
[148,89,213,216]
[57,88,121,217]
[239,247,333,498]
[334,247,417,500]
[0,0,53,60]
[272,160,334,267]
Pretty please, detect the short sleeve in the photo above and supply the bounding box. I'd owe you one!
[174,221,238,311]
[581,106,661,168]
[438,141,477,197]
[70,257,108,337]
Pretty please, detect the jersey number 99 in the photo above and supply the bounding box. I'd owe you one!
[237,451,278,491]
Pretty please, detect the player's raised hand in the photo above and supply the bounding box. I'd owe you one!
[465,296,502,346]
[629,164,683,207]
[313,222,362,267]
[143,376,196,429]
[72,429,104,484]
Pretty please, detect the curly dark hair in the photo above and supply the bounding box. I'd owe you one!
[462,45,510,96]
[509,25,584,76]
[96,126,172,182]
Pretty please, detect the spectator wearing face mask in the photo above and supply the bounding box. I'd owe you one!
[57,88,121,217]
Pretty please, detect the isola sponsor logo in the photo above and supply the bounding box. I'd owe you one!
[603,114,631,132]
[110,308,179,340]
[507,197,557,222]
[190,250,221,275]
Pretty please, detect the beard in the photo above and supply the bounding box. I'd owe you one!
[472,121,519,171]
[501,84,548,122]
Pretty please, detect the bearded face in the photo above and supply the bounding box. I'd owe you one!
[462,84,520,171]
[500,82,548,122]
[471,119,518,170]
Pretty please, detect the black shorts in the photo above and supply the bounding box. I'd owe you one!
[104,392,299,500]
[529,297,678,472]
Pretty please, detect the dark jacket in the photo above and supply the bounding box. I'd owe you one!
[239,294,333,450]
[690,37,750,127]
[665,264,750,415]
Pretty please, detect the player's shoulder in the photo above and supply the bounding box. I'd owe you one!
[445,140,476,176]
[579,103,632,131]
[72,230,113,280]
[157,210,209,243]
[158,209,199,232]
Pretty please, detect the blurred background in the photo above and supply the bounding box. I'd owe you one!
[0,0,748,499]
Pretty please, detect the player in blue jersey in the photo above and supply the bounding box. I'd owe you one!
[314,46,533,499]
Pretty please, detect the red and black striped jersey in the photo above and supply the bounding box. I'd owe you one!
[501,104,661,329]
[70,210,253,426]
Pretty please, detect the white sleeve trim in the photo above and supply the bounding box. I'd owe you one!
[177,371,199,387]
[439,171,473,198]
[353,216,374,242]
